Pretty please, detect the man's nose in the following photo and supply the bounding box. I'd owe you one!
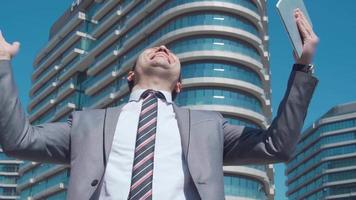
[158,45,170,54]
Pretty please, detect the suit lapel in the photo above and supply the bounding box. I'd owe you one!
[172,103,190,161]
[104,105,124,165]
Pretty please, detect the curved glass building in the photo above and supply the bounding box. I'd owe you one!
[0,150,20,199]
[286,102,356,200]
[18,0,273,199]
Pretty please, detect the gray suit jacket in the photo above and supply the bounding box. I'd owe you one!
[0,60,318,200]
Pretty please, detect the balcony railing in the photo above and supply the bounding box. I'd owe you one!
[29,99,56,123]
[34,12,86,66]
[58,49,85,82]
[91,0,119,21]
[29,81,58,110]
[87,49,118,75]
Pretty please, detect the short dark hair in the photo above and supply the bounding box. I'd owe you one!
[127,58,182,100]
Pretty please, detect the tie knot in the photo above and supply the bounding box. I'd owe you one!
[140,89,166,101]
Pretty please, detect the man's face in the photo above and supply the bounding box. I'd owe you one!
[135,45,181,83]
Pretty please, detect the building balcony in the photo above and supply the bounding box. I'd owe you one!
[179,50,264,77]
[29,76,75,114]
[91,4,122,38]
[88,29,120,59]
[58,49,86,82]
[287,137,356,174]
[85,71,119,96]
[183,77,266,104]
[0,195,19,200]
[91,0,119,21]
[29,98,56,122]
[90,0,141,37]
[30,70,59,96]
[34,12,86,66]
[0,183,16,188]
[29,81,58,110]
[30,46,84,98]
[182,77,271,119]
[31,64,62,89]
[52,92,79,122]
[56,79,76,102]
[290,178,356,200]
[33,31,86,80]
[53,103,76,122]
[325,191,356,200]
[87,50,118,76]
[28,82,58,108]
[185,104,267,129]
[29,183,66,200]
[0,172,18,176]
[224,165,273,197]
[0,160,22,165]
[17,165,68,192]
[288,165,356,196]
[86,85,128,109]
[63,47,84,67]
[291,126,356,168]
[19,162,39,175]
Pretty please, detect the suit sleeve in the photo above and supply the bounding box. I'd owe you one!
[0,60,71,164]
[222,67,318,165]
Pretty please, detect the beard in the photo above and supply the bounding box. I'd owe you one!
[150,56,170,69]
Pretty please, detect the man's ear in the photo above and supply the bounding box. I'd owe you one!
[174,81,182,93]
[127,71,135,81]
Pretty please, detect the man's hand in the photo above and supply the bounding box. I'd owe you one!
[294,8,319,65]
[0,30,20,60]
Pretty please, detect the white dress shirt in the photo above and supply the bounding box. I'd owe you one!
[99,89,198,199]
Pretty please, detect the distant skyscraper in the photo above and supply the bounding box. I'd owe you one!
[14,0,273,199]
[0,150,20,199]
[286,102,356,200]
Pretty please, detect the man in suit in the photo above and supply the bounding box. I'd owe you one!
[0,9,318,200]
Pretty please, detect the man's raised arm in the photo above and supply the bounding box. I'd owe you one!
[0,30,71,164]
[222,9,319,165]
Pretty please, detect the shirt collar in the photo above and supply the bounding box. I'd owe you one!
[129,88,173,103]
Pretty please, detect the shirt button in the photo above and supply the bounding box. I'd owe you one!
[91,179,99,186]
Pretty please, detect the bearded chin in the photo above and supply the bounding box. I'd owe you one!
[150,58,170,69]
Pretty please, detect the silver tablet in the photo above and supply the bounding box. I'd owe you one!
[276,0,313,58]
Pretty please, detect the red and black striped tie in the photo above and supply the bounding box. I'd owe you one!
[128,90,164,200]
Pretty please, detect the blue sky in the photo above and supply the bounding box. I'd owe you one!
[0,0,355,199]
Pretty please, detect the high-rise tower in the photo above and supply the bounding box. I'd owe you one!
[286,102,356,200]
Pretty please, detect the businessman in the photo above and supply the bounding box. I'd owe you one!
[0,9,318,200]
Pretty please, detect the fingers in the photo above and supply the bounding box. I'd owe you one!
[295,9,315,37]
[295,9,319,46]
[298,15,312,36]
[295,15,309,41]
[297,9,312,30]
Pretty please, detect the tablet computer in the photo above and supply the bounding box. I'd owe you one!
[276,0,312,58]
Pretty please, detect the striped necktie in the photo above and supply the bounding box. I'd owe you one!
[128,90,165,200]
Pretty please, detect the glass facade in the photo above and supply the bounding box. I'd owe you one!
[12,0,272,199]
[181,60,263,87]
[224,174,267,199]
[176,87,263,113]
[286,102,356,200]
[0,152,20,199]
